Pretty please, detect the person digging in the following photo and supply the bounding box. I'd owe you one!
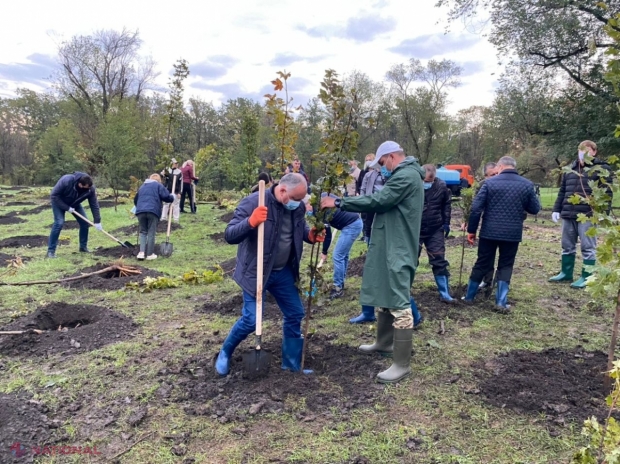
[215,173,324,376]
[321,141,425,384]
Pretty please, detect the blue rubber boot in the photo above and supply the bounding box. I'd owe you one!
[349,305,377,324]
[434,275,455,303]
[410,297,423,328]
[214,322,247,376]
[463,279,481,303]
[495,281,510,313]
[282,338,313,374]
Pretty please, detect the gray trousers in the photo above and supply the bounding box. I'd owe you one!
[137,212,158,255]
[561,218,596,260]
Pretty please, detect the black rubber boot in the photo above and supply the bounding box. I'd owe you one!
[359,311,394,355]
[376,328,413,384]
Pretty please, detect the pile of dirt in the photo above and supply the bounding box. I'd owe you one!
[219,211,235,223]
[0,235,50,249]
[97,200,122,208]
[112,221,182,235]
[165,334,393,421]
[348,254,366,277]
[62,263,163,291]
[209,231,226,243]
[0,253,29,265]
[445,234,475,247]
[47,221,82,230]
[17,205,49,216]
[4,201,36,206]
[0,302,137,357]
[217,258,236,275]
[0,392,55,463]
[197,293,282,320]
[413,288,488,326]
[475,347,612,424]
[93,246,138,259]
[0,215,26,225]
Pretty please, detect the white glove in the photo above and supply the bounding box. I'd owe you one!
[552,212,560,223]
[68,207,75,214]
[94,223,103,231]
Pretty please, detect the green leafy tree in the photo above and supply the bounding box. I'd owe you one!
[161,59,190,165]
[35,119,84,185]
[240,109,260,192]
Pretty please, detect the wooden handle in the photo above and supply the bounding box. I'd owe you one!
[166,173,177,238]
[255,180,265,338]
[72,211,124,244]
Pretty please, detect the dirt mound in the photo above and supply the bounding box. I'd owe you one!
[0,215,26,225]
[348,254,366,277]
[413,288,488,326]
[0,235,50,249]
[445,234,476,248]
[112,221,182,236]
[209,231,226,243]
[4,201,36,206]
[219,211,235,223]
[47,221,82,230]
[475,347,612,424]
[18,205,48,216]
[0,302,137,357]
[166,334,392,421]
[218,258,236,275]
[93,245,138,259]
[0,392,55,463]
[197,293,282,320]
[0,253,29,265]
[97,200,123,208]
[62,263,162,291]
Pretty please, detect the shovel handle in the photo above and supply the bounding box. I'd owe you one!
[166,172,177,239]
[255,180,265,340]
[72,211,124,245]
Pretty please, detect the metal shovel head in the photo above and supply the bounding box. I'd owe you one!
[159,241,174,257]
[242,348,272,379]
[121,241,135,248]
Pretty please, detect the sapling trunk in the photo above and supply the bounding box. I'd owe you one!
[301,242,322,370]
[605,288,620,390]
[457,228,467,297]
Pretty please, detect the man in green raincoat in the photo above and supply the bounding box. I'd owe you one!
[321,141,425,383]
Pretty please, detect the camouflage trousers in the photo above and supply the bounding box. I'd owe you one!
[378,307,413,329]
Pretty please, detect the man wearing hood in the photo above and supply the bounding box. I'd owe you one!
[321,141,425,383]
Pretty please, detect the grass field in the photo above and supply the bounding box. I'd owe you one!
[0,185,616,463]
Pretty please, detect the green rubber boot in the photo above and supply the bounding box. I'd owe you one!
[376,328,413,384]
[359,311,394,356]
[549,254,575,282]
[571,259,595,289]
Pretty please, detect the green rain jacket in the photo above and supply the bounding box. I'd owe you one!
[340,157,425,310]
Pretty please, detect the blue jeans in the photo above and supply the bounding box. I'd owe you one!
[230,265,305,341]
[48,203,90,253]
[333,218,363,288]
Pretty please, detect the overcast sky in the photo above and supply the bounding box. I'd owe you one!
[0,0,501,113]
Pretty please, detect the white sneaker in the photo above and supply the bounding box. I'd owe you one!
[146,254,157,260]
[137,252,145,260]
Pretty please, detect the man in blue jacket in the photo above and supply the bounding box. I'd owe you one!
[215,173,324,376]
[47,172,102,258]
[464,156,541,312]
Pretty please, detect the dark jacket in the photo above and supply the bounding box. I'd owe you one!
[468,169,541,242]
[553,158,612,219]
[50,172,101,223]
[134,180,175,218]
[162,167,182,194]
[316,193,361,254]
[225,184,311,297]
[356,167,370,195]
[420,178,451,237]
[181,165,198,184]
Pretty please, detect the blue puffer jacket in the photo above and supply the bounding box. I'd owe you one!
[50,172,101,223]
[225,185,311,297]
[134,179,175,218]
[467,169,541,242]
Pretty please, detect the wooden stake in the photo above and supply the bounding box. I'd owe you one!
[605,288,620,390]
[0,265,141,286]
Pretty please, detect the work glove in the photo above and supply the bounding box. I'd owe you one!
[94,223,103,231]
[68,207,75,214]
[308,228,325,243]
[467,233,476,246]
[248,206,268,228]
[443,224,450,238]
[552,212,560,223]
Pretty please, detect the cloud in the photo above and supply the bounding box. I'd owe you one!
[269,53,329,67]
[190,55,238,79]
[460,61,485,77]
[297,13,396,43]
[0,53,56,86]
[389,33,480,59]
[191,78,316,106]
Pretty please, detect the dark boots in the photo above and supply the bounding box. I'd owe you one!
[549,254,575,282]
[463,279,480,303]
[359,311,394,355]
[376,328,413,384]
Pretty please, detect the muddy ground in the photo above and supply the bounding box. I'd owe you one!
[165,333,394,422]
[209,231,226,244]
[46,221,82,230]
[217,257,236,275]
[0,302,137,357]
[0,216,27,225]
[93,246,139,259]
[0,235,51,249]
[475,347,612,424]
[196,293,282,321]
[16,205,49,216]
[219,211,235,223]
[348,254,366,277]
[112,221,182,236]
[62,263,163,291]
[4,201,36,206]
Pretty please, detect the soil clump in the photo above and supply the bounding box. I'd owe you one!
[62,263,162,291]
[93,246,139,259]
[112,221,182,236]
[0,235,50,249]
[347,254,366,277]
[219,211,235,223]
[0,216,26,225]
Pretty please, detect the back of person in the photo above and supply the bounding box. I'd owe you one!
[135,180,173,218]
[420,178,449,236]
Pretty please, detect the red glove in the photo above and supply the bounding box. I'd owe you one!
[249,206,268,228]
[308,228,325,243]
[467,233,476,246]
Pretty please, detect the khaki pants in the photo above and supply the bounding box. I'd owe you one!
[378,307,413,329]
[161,196,180,222]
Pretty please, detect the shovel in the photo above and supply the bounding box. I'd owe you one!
[159,173,178,257]
[243,180,272,378]
[72,211,134,248]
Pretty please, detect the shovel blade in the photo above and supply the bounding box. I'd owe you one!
[159,242,174,257]
[121,241,134,248]
[242,348,272,379]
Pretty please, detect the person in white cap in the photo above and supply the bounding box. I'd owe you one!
[321,141,425,384]
[160,158,182,222]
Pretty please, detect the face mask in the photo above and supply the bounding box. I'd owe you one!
[423,182,433,190]
[578,150,586,162]
[380,166,392,179]
[349,167,355,173]
[364,161,371,168]
[284,199,300,210]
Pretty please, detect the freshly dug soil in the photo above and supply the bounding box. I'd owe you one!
[166,334,393,420]
[97,200,123,208]
[0,253,29,265]
[62,263,163,291]
[209,231,226,243]
[47,221,82,230]
[217,258,236,275]
[413,288,487,326]
[0,216,26,225]
[0,235,50,249]
[0,392,55,463]
[475,347,612,423]
[348,254,366,277]
[197,293,282,321]
[93,246,139,259]
[219,211,235,223]
[17,205,49,216]
[0,302,137,357]
[112,221,182,236]
[4,201,35,206]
